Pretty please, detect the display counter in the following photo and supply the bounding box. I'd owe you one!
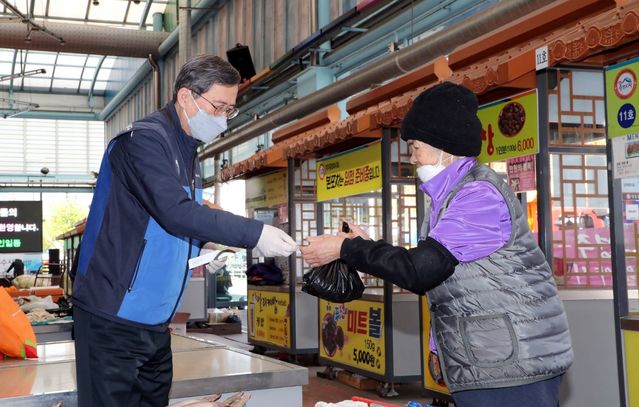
[33,322,73,343]
[0,334,307,406]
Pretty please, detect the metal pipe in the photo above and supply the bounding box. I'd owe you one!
[153,12,164,32]
[0,18,168,57]
[178,0,191,69]
[200,0,555,159]
[148,54,162,110]
[213,153,222,205]
[140,0,154,29]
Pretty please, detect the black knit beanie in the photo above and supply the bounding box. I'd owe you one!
[400,82,482,157]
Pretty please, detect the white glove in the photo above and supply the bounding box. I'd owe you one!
[253,225,298,257]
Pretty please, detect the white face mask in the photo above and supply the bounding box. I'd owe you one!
[416,150,445,183]
[184,91,227,143]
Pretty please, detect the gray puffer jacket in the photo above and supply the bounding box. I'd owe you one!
[427,164,573,392]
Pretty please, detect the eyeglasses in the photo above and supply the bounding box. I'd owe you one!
[191,91,239,119]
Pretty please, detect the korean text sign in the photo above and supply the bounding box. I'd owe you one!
[316,141,382,202]
[477,89,539,163]
[605,57,639,138]
[247,289,290,348]
[0,201,42,253]
[245,170,288,209]
[319,298,385,375]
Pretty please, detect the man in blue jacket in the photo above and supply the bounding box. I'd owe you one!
[72,55,297,406]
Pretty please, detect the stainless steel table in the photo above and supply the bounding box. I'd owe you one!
[0,334,308,406]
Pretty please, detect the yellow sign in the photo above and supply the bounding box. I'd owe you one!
[624,329,639,406]
[421,297,450,394]
[245,170,288,209]
[316,142,382,202]
[319,298,385,375]
[477,89,539,163]
[247,289,290,348]
[606,57,639,138]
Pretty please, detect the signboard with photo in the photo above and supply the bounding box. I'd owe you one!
[477,89,539,164]
[318,298,386,375]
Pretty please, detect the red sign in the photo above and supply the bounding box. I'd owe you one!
[506,154,537,193]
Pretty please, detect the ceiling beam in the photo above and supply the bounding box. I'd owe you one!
[140,0,154,29]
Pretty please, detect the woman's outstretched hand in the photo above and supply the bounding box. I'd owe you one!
[300,234,346,268]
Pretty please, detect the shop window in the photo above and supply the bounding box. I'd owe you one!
[293,159,318,283]
[548,70,606,147]
[322,195,384,288]
[390,136,413,179]
[550,152,612,288]
[547,68,617,288]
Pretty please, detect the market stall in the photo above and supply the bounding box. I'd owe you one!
[308,128,422,396]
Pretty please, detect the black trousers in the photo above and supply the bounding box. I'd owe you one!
[452,375,563,407]
[73,307,173,407]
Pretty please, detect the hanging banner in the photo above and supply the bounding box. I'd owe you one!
[245,170,288,209]
[506,154,537,193]
[247,289,290,348]
[319,298,386,375]
[316,142,382,202]
[477,89,539,163]
[605,57,639,138]
[421,297,450,395]
[612,134,639,178]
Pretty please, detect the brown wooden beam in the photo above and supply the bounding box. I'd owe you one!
[448,0,616,69]
[346,64,435,115]
[271,104,341,144]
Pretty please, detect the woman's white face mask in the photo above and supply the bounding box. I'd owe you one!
[416,150,446,183]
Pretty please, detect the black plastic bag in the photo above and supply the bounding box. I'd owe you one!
[302,260,365,303]
[301,222,365,303]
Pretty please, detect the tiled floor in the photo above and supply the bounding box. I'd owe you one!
[188,312,444,407]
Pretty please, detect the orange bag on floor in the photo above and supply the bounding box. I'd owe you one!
[0,289,37,359]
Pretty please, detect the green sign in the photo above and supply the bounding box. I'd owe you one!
[606,57,639,138]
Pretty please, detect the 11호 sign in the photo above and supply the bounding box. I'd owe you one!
[319,299,386,375]
[0,201,42,253]
[605,57,639,138]
[316,141,382,202]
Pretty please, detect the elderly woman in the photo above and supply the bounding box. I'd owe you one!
[301,82,573,407]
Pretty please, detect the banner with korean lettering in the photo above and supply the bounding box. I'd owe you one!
[247,289,290,348]
[0,201,42,253]
[477,89,539,163]
[245,170,288,210]
[319,298,385,375]
[316,142,382,202]
[605,57,639,138]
